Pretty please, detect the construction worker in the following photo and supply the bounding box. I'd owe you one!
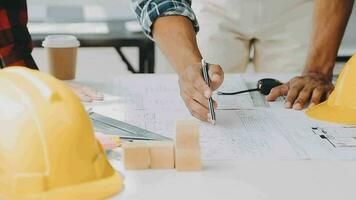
[133,0,354,122]
[0,0,103,102]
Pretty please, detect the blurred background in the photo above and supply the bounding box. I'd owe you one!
[28,0,135,21]
[28,0,356,75]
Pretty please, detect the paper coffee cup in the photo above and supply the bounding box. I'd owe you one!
[42,35,80,80]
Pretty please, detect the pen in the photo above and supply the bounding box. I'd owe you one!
[201,59,216,125]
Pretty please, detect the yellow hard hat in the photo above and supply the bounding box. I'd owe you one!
[306,55,356,125]
[0,67,123,199]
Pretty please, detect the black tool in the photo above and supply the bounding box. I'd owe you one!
[217,78,283,96]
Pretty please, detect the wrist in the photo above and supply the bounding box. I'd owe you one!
[303,61,334,80]
[302,69,333,82]
[304,49,337,79]
[175,54,202,77]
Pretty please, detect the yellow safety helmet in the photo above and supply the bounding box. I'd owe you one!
[0,67,123,199]
[307,55,356,125]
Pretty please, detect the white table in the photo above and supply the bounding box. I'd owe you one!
[58,60,355,200]
[111,160,356,200]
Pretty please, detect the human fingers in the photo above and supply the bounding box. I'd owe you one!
[185,97,210,122]
[284,78,304,108]
[208,64,224,91]
[292,86,314,110]
[194,73,213,98]
[266,84,289,101]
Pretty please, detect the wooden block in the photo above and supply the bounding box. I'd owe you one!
[175,147,202,171]
[147,141,175,169]
[175,120,200,149]
[122,142,150,170]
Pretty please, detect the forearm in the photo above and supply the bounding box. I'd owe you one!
[0,42,37,69]
[153,16,202,75]
[132,0,200,74]
[152,15,223,121]
[304,0,354,77]
[0,4,37,69]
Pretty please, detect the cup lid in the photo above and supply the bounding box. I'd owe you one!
[42,35,80,48]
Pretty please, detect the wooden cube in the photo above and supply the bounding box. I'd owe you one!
[175,147,202,171]
[175,120,200,149]
[122,142,150,170]
[147,141,175,169]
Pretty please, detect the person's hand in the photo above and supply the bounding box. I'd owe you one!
[178,63,224,122]
[66,82,104,102]
[266,72,334,110]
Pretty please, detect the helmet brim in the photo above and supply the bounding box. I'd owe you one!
[306,101,356,125]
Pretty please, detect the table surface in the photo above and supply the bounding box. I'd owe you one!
[110,160,356,200]
[30,20,147,43]
[68,63,356,200]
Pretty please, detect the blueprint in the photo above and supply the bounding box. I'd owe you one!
[85,74,356,160]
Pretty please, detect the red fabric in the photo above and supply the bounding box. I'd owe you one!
[0,10,11,29]
[0,0,37,69]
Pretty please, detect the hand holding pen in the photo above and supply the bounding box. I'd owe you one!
[201,59,217,125]
[177,59,224,123]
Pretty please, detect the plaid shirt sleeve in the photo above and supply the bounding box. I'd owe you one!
[0,0,38,69]
[132,0,199,38]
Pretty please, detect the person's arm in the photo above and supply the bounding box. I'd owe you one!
[0,2,103,102]
[154,16,224,122]
[0,2,38,69]
[267,0,354,109]
[133,0,224,122]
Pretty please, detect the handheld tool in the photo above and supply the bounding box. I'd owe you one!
[89,111,171,141]
[218,78,283,96]
[201,59,216,125]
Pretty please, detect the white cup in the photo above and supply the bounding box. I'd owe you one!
[42,35,80,80]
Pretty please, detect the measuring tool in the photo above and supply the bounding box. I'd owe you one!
[89,112,171,141]
[218,78,283,96]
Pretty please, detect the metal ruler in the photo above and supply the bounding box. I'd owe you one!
[89,112,171,141]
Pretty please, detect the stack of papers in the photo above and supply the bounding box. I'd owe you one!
[85,74,356,160]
